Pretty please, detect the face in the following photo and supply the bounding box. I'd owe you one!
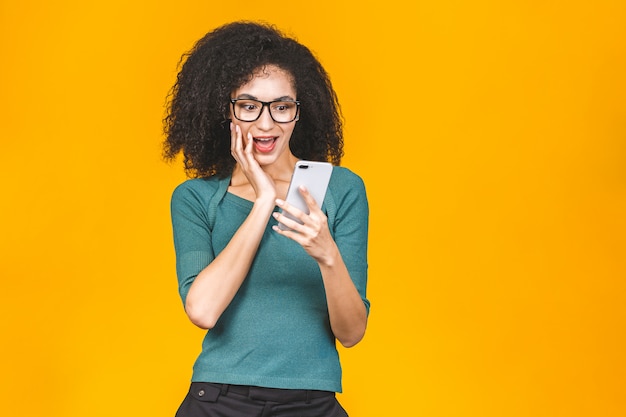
[230,65,298,167]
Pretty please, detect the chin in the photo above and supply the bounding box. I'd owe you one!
[253,153,278,166]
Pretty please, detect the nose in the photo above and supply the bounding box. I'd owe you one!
[256,104,275,129]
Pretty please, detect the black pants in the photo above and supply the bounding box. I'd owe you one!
[175,382,349,417]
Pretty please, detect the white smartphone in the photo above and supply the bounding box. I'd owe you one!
[278,160,333,231]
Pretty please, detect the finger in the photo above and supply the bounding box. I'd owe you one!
[244,132,254,160]
[271,215,312,246]
[230,122,238,152]
[272,223,308,244]
[242,132,265,177]
[272,210,306,233]
[275,198,308,225]
[298,186,323,213]
[230,124,240,154]
[231,124,247,167]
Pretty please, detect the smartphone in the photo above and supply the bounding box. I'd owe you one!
[278,160,333,231]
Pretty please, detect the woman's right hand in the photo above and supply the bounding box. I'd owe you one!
[230,122,276,203]
[185,123,278,330]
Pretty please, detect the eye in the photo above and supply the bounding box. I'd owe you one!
[272,102,295,112]
[237,101,260,112]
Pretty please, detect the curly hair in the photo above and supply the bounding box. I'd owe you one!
[163,21,344,178]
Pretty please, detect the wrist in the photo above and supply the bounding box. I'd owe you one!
[253,194,277,211]
[318,244,341,269]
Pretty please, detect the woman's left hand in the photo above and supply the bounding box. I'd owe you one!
[272,186,336,265]
[273,185,367,347]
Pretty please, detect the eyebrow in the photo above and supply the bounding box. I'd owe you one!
[235,94,296,101]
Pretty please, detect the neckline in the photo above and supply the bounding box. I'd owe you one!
[223,190,254,207]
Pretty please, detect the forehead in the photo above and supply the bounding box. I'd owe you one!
[233,65,296,98]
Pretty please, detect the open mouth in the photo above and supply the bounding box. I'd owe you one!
[253,136,278,153]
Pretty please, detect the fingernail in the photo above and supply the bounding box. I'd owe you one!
[275,199,284,206]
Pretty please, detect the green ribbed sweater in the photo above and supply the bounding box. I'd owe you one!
[170,166,369,393]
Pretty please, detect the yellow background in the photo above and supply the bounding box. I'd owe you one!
[1,1,625,416]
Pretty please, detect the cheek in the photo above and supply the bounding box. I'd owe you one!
[283,124,296,139]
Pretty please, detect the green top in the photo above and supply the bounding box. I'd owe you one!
[170,166,369,393]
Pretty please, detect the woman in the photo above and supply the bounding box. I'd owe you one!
[164,21,370,417]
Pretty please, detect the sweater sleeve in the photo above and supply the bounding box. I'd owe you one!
[328,168,371,315]
[170,180,216,306]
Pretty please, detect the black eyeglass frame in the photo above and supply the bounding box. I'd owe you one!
[230,98,301,123]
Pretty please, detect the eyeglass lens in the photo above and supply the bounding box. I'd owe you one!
[232,99,298,123]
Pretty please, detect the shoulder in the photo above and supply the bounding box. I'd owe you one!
[171,177,224,209]
[327,166,368,217]
[325,167,368,236]
[329,166,367,196]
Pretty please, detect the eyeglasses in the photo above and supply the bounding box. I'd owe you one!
[230,98,300,123]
